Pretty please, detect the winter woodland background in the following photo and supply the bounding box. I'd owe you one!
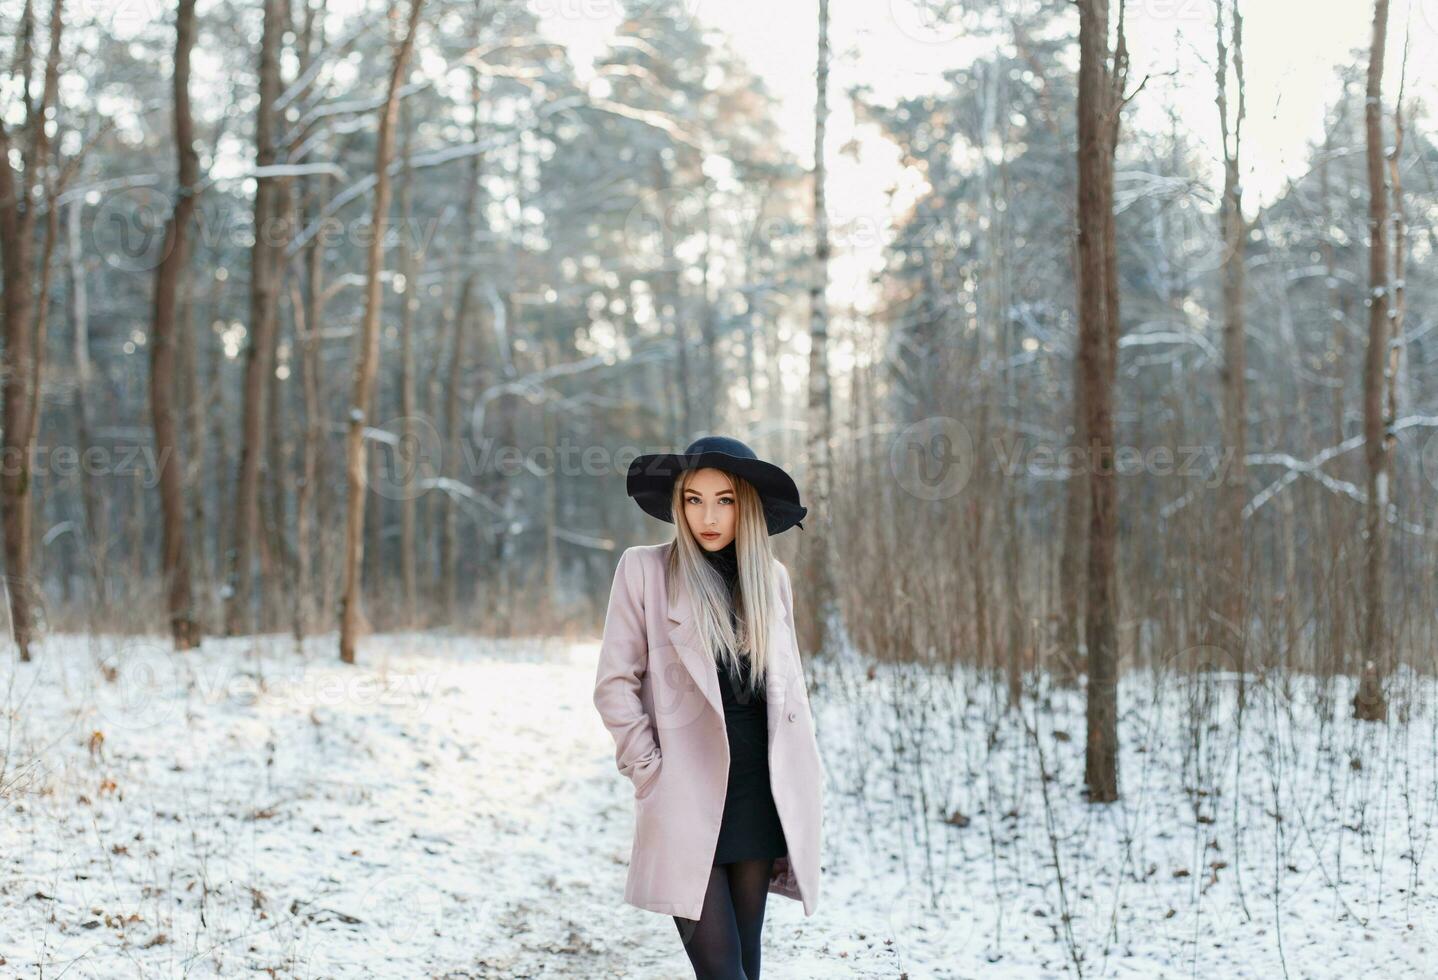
[3,0,1438,976]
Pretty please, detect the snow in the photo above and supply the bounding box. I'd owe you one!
[2,633,1435,977]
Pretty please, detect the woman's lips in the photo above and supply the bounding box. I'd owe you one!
[701,532,719,539]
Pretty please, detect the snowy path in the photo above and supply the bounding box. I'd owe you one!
[4,633,1436,978]
[0,634,898,978]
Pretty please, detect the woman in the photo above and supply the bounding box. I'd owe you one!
[593,435,824,980]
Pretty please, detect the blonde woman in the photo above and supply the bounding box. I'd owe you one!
[593,436,824,979]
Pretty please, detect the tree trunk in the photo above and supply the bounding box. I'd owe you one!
[177,204,206,610]
[1214,0,1249,700]
[1384,38,1410,431]
[804,0,839,660]
[340,0,425,664]
[543,341,559,618]
[655,157,690,441]
[203,253,229,587]
[264,245,293,634]
[1077,0,1123,802]
[149,0,201,650]
[1056,326,1087,688]
[225,0,285,636]
[1354,0,1391,722]
[495,290,520,637]
[700,181,719,428]
[1317,102,1345,679]
[292,0,325,643]
[441,52,484,623]
[67,200,109,610]
[442,280,470,621]
[397,100,419,627]
[0,0,63,662]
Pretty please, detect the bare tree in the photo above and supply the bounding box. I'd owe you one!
[67,192,108,610]
[441,31,485,622]
[1057,302,1087,689]
[0,0,64,661]
[1384,23,1410,456]
[397,99,420,626]
[1213,0,1248,691]
[224,0,286,636]
[805,0,839,659]
[293,0,329,641]
[1077,0,1130,803]
[1354,0,1392,722]
[340,0,427,664]
[149,0,202,650]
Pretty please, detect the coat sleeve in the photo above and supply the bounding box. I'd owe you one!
[592,547,664,797]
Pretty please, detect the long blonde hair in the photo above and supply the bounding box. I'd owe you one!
[665,469,780,698]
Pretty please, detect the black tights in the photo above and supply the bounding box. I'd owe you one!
[671,858,774,980]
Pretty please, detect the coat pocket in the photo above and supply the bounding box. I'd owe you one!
[632,752,664,800]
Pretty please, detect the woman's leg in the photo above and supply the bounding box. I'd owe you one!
[724,858,775,980]
[672,864,744,979]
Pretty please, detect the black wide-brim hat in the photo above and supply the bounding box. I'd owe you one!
[627,435,807,535]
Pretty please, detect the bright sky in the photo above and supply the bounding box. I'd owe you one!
[539,0,1438,320]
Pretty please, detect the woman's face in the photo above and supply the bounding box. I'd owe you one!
[681,468,737,551]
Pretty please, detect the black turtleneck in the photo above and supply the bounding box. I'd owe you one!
[701,537,763,706]
[701,538,740,597]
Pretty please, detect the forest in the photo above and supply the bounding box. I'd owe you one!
[2,0,1437,976]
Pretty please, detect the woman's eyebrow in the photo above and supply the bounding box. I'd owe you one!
[684,487,736,496]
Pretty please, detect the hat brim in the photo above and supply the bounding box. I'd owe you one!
[626,450,807,535]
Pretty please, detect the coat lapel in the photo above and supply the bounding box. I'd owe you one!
[666,559,791,729]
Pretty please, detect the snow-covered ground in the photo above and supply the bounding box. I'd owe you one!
[2,633,1435,978]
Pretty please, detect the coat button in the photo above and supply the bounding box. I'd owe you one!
[787,710,796,722]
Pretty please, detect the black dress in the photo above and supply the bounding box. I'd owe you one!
[701,540,788,865]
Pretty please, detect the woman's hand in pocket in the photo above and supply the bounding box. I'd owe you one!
[632,751,663,800]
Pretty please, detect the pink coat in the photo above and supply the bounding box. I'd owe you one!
[592,542,824,920]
